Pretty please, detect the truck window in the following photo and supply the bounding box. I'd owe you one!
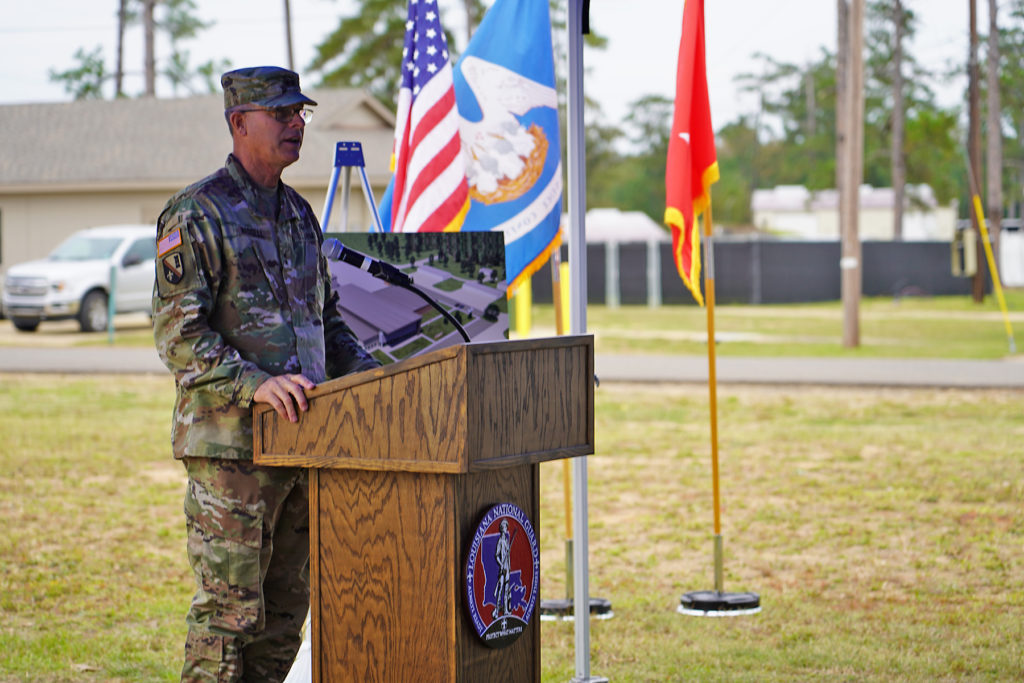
[122,238,156,266]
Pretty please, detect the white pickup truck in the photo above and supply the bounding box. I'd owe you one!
[2,224,156,332]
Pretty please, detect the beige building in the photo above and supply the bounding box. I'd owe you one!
[751,184,958,241]
[0,89,395,278]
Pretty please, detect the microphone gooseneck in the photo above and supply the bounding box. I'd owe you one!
[322,238,471,343]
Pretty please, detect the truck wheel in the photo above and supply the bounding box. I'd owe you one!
[79,290,109,332]
[12,317,40,332]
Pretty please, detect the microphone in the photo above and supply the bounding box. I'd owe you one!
[322,238,411,287]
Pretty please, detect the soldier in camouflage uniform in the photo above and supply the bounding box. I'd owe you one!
[152,66,379,682]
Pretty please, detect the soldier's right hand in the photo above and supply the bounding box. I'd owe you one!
[254,374,316,423]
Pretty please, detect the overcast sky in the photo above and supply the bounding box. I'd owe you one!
[0,0,980,129]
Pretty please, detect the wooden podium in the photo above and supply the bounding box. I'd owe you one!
[254,336,594,682]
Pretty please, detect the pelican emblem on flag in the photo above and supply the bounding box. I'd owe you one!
[459,56,557,205]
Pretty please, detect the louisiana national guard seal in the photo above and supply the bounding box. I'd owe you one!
[465,502,540,649]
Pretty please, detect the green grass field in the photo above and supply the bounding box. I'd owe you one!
[1,294,1021,679]
[530,291,1024,360]
[1,373,1021,681]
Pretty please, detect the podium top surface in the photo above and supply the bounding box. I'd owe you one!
[254,335,595,473]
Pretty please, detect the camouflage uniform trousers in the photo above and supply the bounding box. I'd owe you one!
[181,457,310,683]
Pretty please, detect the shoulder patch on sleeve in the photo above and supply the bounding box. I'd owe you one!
[157,228,182,257]
[156,220,201,298]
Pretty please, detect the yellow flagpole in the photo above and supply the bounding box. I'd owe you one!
[703,196,724,593]
[971,194,1017,353]
[681,193,759,616]
[550,249,575,601]
[963,153,1016,353]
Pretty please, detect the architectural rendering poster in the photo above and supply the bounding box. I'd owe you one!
[325,231,509,366]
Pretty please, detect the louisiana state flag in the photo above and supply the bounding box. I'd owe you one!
[665,0,719,306]
[381,0,562,297]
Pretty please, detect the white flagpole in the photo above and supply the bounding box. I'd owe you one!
[567,3,602,682]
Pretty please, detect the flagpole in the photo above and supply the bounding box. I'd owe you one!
[677,195,760,617]
[667,0,758,617]
[703,199,724,593]
[553,249,573,593]
[567,2,606,681]
[540,251,615,623]
[963,149,1016,353]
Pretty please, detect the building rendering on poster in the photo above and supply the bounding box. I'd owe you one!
[325,232,509,366]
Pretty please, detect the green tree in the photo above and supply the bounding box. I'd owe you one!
[589,95,674,222]
[734,50,839,190]
[308,0,481,106]
[718,16,961,224]
[49,0,226,99]
[158,0,229,95]
[996,0,1024,214]
[713,118,762,225]
[903,108,961,204]
[865,0,939,233]
[582,117,625,209]
[49,47,108,100]
[309,1,607,122]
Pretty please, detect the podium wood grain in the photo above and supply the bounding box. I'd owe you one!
[255,337,594,472]
[254,337,593,682]
[311,465,539,681]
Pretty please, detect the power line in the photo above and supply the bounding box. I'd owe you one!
[0,12,341,35]
[0,24,117,34]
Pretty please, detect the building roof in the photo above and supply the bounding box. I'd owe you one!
[566,207,671,244]
[336,283,420,335]
[0,88,395,194]
[375,282,431,313]
[752,184,941,212]
[750,185,811,211]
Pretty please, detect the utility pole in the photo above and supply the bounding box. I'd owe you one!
[968,0,985,302]
[804,66,816,139]
[463,0,481,46]
[839,0,864,348]
[986,0,1003,269]
[836,0,848,193]
[891,0,906,241]
[115,0,127,97]
[283,0,295,71]
[143,0,156,96]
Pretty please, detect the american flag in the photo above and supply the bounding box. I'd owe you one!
[390,0,469,233]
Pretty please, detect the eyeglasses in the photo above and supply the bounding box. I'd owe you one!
[237,105,314,124]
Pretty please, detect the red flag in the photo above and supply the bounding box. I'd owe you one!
[390,0,470,232]
[665,0,719,306]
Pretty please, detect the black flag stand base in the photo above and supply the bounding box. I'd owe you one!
[540,597,614,622]
[678,590,761,617]
[540,538,615,621]
[679,534,761,617]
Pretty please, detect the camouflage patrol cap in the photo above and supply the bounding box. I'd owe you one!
[221,66,317,110]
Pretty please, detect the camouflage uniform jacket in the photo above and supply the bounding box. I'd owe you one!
[153,154,378,460]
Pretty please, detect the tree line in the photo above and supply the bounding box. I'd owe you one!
[50,1,1024,230]
[593,0,1023,229]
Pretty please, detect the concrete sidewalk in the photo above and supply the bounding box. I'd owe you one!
[594,353,1024,389]
[1,343,1023,388]
[0,346,167,375]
